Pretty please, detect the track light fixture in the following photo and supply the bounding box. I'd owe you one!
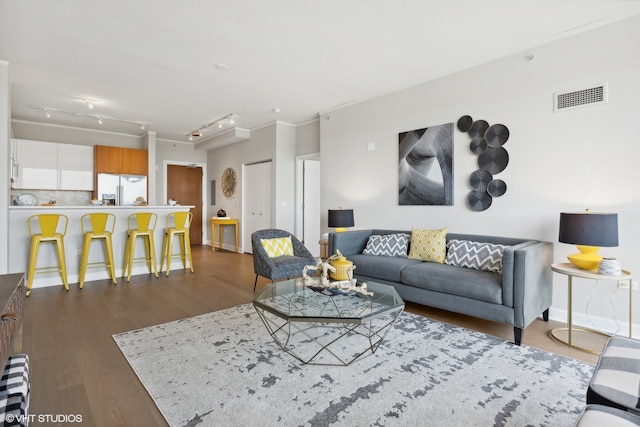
[34,107,148,131]
[186,113,235,140]
[75,96,99,110]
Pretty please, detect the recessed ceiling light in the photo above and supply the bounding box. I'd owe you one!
[272,108,281,113]
[215,64,228,71]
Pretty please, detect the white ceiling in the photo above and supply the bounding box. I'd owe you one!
[1,1,639,144]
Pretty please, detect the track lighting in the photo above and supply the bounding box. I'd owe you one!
[186,113,236,140]
[97,117,103,124]
[30,107,148,131]
[45,110,51,118]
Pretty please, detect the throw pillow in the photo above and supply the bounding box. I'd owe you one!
[445,239,509,274]
[261,236,294,258]
[362,233,410,257]
[407,227,448,263]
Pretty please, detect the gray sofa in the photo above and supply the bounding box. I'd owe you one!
[329,229,553,345]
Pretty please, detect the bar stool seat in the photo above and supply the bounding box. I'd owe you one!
[161,211,194,276]
[79,213,117,288]
[26,213,69,296]
[122,212,159,282]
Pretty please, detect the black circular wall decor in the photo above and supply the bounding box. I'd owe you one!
[469,137,487,155]
[457,115,473,132]
[484,124,510,147]
[466,190,492,211]
[487,179,507,197]
[478,146,509,174]
[469,169,493,192]
[468,120,489,139]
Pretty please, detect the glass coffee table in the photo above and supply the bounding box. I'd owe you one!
[253,279,404,365]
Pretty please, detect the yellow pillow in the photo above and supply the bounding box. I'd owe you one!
[261,236,294,258]
[408,227,448,263]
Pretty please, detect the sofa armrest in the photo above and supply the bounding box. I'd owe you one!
[328,230,374,257]
[504,241,553,329]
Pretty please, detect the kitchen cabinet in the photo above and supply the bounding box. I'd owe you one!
[12,139,94,191]
[95,146,148,175]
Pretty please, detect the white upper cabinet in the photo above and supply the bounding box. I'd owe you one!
[11,139,94,191]
[58,144,94,190]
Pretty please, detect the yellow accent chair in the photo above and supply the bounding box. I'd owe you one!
[122,212,159,282]
[160,211,194,276]
[26,213,69,296]
[79,213,117,288]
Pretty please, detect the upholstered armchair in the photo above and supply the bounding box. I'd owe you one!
[251,229,316,291]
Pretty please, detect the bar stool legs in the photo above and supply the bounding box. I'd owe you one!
[79,213,117,288]
[161,211,194,276]
[122,213,159,282]
[26,214,69,296]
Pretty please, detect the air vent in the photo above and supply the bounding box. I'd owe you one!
[554,83,607,112]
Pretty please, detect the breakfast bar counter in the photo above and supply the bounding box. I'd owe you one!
[8,205,194,291]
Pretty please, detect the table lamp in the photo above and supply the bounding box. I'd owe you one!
[328,209,354,232]
[558,210,618,270]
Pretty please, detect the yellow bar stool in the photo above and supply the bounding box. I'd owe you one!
[122,212,159,282]
[79,213,117,288]
[161,211,194,276]
[26,213,69,296]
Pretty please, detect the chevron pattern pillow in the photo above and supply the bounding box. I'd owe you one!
[362,233,410,257]
[445,239,508,273]
[261,236,294,258]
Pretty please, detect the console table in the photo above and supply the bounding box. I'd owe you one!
[210,218,239,253]
[550,262,632,354]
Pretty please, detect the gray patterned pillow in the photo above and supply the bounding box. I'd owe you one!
[363,233,410,257]
[445,239,508,273]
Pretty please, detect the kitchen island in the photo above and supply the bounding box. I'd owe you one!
[8,205,194,291]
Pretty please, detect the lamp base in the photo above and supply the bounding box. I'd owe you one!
[567,245,602,271]
[334,228,347,233]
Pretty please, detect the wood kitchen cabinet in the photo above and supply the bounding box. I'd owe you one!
[94,145,148,175]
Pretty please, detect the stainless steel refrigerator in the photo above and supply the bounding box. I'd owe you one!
[97,173,148,206]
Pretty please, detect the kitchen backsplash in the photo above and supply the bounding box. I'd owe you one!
[10,190,92,206]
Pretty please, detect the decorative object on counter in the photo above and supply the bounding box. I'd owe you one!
[42,200,57,206]
[558,209,619,270]
[16,194,38,206]
[327,208,354,232]
[133,196,147,206]
[221,167,236,197]
[598,257,622,276]
[167,199,177,206]
[459,115,510,211]
[91,198,102,206]
[216,208,227,217]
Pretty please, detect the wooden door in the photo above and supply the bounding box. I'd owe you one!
[243,161,272,253]
[167,165,203,245]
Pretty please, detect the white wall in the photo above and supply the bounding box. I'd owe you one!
[320,15,640,333]
[0,61,10,273]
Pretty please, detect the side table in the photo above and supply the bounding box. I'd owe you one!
[550,262,632,354]
[319,238,328,260]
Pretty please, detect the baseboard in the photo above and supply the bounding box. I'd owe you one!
[548,307,639,338]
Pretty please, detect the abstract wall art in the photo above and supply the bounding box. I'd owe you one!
[457,115,510,211]
[399,122,454,206]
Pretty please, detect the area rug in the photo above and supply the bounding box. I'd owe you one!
[113,304,593,427]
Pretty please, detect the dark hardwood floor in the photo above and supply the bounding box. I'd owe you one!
[22,245,601,426]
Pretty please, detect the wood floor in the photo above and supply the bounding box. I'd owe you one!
[22,245,602,426]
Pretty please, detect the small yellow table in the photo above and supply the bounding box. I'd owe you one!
[210,218,239,253]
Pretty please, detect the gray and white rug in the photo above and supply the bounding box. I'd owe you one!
[113,304,593,427]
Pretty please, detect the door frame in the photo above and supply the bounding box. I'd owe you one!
[295,153,320,244]
[163,160,207,244]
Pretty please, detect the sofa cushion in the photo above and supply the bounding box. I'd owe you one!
[445,239,508,274]
[408,227,448,263]
[349,254,422,283]
[401,262,503,304]
[362,233,409,257]
[261,236,293,257]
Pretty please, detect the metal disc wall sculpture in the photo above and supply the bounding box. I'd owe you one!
[457,115,510,211]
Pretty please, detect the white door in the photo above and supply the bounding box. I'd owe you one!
[243,161,272,253]
[302,160,321,257]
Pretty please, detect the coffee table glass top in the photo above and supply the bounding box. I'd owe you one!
[253,279,404,323]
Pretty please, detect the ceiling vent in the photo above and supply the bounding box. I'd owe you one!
[554,83,608,112]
